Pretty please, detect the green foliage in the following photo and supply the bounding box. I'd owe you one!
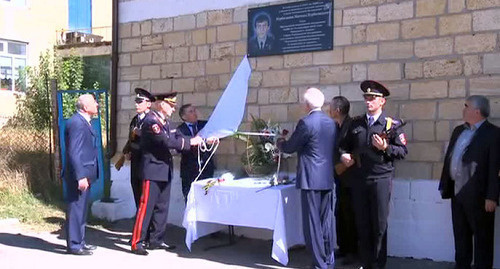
[12,50,58,130]
[12,49,99,129]
[234,115,278,176]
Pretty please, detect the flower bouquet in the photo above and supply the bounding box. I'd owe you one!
[234,115,289,178]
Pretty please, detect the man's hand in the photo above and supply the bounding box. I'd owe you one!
[78,178,90,192]
[341,153,355,167]
[124,153,131,160]
[206,136,219,144]
[485,199,497,212]
[372,134,388,151]
[190,135,203,146]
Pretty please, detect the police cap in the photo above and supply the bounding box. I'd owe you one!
[154,92,178,106]
[360,80,390,97]
[134,88,155,103]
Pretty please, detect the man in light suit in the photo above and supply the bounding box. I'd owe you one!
[177,104,215,203]
[277,87,336,269]
[439,95,500,269]
[64,94,99,255]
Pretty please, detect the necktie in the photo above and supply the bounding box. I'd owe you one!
[368,116,374,126]
[260,41,263,49]
[192,123,198,135]
[188,123,197,136]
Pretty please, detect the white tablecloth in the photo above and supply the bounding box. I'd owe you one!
[182,178,304,265]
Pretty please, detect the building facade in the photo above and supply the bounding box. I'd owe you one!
[0,0,111,119]
[116,0,500,264]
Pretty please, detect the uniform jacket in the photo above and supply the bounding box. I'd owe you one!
[123,113,148,176]
[439,120,500,203]
[64,113,99,183]
[177,120,215,180]
[278,110,336,190]
[340,112,408,179]
[140,110,191,182]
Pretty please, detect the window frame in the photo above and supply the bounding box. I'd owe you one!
[0,39,28,92]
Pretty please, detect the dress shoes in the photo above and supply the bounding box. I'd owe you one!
[131,246,149,256]
[147,242,176,250]
[82,244,97,251]
[67,249,93,255]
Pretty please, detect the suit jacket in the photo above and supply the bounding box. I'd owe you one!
[278,110,336,190]
[140,110,191,182]
[177,120,215,180]
[439,120,500,203]
[64,113,99,183]
[248,35,275,56]
[334,116,356,187]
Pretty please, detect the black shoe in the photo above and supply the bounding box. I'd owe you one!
[82,244,97,251]
[131,247,149,256]
[67,249,93,255]
[341,254,356,265]
[148,242,176,250]
[334,249,346,258]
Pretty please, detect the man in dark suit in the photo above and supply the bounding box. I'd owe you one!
[277,87,336,269]
[248,13,275,56]
[64,94,99,255]
[340,80,408,269]
[330,96,357,265]
[177,104,215,203]
[123,88,154,208]
[439,95,500,269]
[130,92,203,255]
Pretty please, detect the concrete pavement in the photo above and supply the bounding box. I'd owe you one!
[0,218,454,269]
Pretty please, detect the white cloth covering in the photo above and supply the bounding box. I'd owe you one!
[182,178,304,265]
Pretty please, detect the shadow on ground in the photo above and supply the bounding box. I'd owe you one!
[1,216,455,269]
[0,232,67,254]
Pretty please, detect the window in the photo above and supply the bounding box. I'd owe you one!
[0,40,27,92]
[69,0,92,33]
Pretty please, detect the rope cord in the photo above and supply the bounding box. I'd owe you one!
[194,138,220,182]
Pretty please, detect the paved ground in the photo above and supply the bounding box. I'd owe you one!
[0,218,454,269]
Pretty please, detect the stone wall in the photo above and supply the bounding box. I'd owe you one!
[117,0,500,180]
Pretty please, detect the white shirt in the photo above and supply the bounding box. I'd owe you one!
[308,108,322,115]
[78,111,91,125]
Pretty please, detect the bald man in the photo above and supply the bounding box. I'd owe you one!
[277,88,337,269]
[64,94,99,255]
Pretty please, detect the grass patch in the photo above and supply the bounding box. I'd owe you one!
[0,188,65,232]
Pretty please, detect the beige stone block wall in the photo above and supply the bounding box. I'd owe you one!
[117,0,500,179]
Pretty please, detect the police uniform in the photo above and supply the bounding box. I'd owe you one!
[340,80,408,269]
[123,88,154,208]
[131,92,191,255]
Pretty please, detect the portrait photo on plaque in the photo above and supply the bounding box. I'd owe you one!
[247,0,333,57]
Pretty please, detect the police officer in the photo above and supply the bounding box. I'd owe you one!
[339,80,408,269]
[130,92,203,255]
[123,88,154,208]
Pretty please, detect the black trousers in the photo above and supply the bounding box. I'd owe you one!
[301,189,335,269]
[65,180,91,251]
[351,177,391,269]
[130,157,142,208]
[131,180,171,250]
[451,197,495,269]
[335,181,358,255]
